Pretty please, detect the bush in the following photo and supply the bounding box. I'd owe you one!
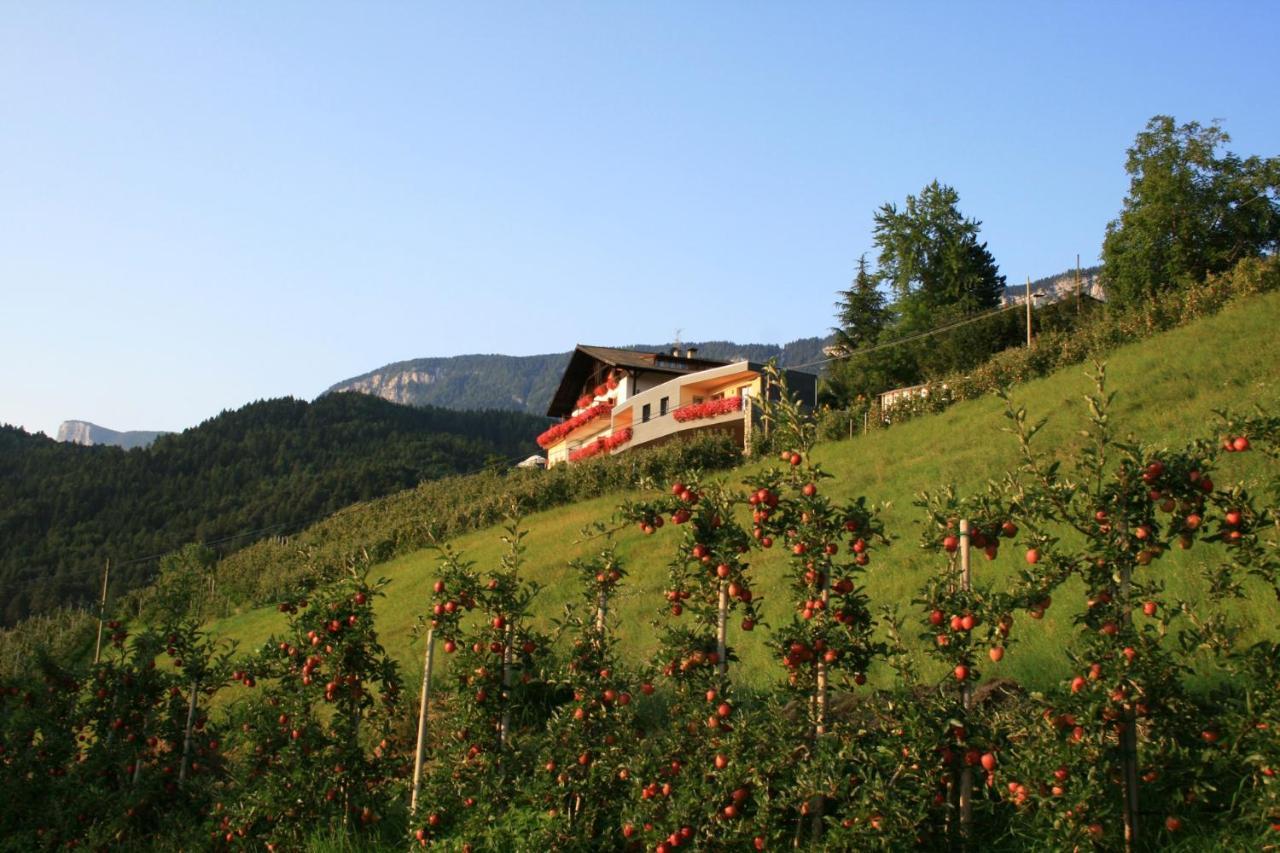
[817,404,869,442]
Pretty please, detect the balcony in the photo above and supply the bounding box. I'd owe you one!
[615,362,757,453]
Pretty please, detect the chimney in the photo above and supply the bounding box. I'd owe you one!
[671,346,680,357]
[686,347,698,359]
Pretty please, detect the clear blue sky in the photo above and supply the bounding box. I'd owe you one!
[2,2,1277,436]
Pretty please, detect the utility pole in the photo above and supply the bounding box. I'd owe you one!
[1075,254,1082,314]
[94,559,110,664]
[958,521,974,837]
[1025,276,1034,348]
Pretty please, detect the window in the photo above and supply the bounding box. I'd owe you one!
[693,396,704,405]
[642,404,651,423]
[659,397,669,416]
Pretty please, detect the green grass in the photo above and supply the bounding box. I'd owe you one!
[208,290,1280,696]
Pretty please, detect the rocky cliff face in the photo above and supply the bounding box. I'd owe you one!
[333,369,439,406]
[1001,266,1106,306]
[327,353,573,414]
[56,421,166,450]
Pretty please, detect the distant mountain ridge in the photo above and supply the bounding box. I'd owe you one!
[327,337,829,414]
[57,420,167,450]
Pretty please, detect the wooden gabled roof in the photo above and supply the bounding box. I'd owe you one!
[546,345,730,417]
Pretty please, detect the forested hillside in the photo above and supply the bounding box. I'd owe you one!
[0,393,549,626]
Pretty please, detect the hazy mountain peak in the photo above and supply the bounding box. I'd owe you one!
[56,420,167,450]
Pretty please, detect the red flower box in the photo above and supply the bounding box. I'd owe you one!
[568,427,632,463]
[537,401,614,449]
[671,396,744,423]
[604,427,632,450]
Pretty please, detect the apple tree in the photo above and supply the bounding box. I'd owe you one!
[212,563,404,848]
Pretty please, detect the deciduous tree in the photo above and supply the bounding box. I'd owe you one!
[873,181,1005,329]
[1102,115,1280,305]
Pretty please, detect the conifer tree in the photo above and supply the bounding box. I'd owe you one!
[830,254,889,355]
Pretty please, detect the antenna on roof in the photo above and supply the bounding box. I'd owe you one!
[674,328,683,349]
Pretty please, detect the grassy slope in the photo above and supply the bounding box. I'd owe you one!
[210,291,1280,694]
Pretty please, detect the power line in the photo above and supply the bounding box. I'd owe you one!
[790,301,1028,372]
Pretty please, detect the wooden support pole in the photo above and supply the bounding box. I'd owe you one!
[815,569,831,736]
[958,520,974,840]
[1118,554,1140,850]
[410,627,437,815]
[131,711,148,788]
[716,581,729,679]
[499,624,514,750]
[94,559,110,665]
[811,567,833,842]
[1121,712,1141,850]
[178,679,199,787]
